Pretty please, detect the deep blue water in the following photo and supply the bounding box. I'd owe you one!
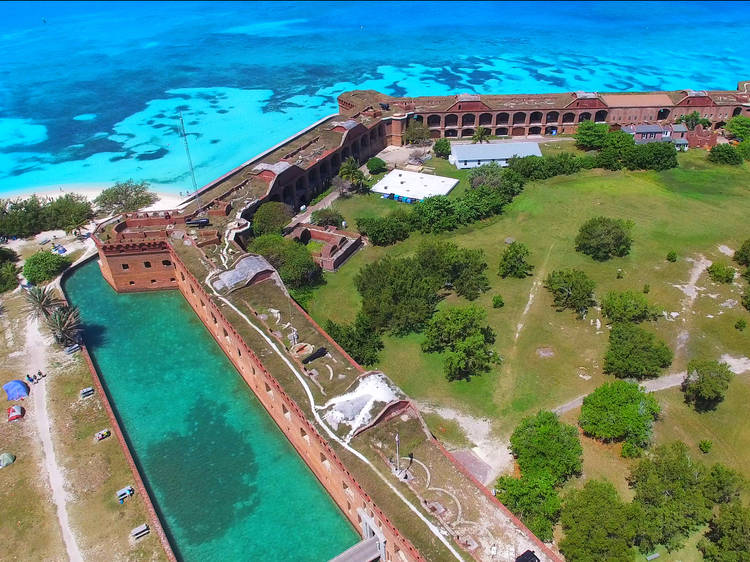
[0,1,748,195]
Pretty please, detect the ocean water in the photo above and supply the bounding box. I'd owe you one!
[1,1,749,196]
[63,260,359,561]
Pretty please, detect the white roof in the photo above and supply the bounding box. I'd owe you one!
[450,142,542,161]
[371,169,459,200]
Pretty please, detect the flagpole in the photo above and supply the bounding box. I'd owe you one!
[395,432,400,474]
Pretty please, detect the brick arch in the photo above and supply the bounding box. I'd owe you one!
[496,112,509,124]
[578,112,592,122]
[529,111,543,123]
[513,112,526,125]
[462,114,476,126]
[478,113,492,126]
[427,114,441,127]
[562,112,575,123]
[444,113,458,127]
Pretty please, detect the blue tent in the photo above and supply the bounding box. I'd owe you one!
[3,380,29,401]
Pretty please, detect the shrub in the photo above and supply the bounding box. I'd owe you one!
[707,262,735,283]
[707,144,743,165]
[433,138,450,158]
[725,115,750,140]
[604,323,673,379]
[498,241,533,278]
[624,141,678,171]
[643,284,650,294]
[601,290,661,323]
[495,474,561,542]
[737,140,750,160]
[252,201,293,236]
[0,261,18,292]
[579,380,660,456]
[23,251,71,284]
[574,120,610,150]
[310,207,343,228]
[575,216,633,261]
[249,234,320,288]
[365,157,386,175]
[492,295,504,308]
[667,250,678,262]
[544,269,596,318]
[699,440,713,454]
[698,501,750,560]
[510,411,582,485]
[93,180,158,214]
[743,290,750,312]
[682,359,734,411]
[325,312,383,366]
[735,319,747,331]
[356,210,412,246]
[403,119,430,144]
[734,239,750,267]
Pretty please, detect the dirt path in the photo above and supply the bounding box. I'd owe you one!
[26,316,83,562]
[513,244,554,343]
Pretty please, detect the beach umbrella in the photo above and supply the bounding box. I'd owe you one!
[2,380,29,401]
[0,453,15,468]
[7,405,24,422]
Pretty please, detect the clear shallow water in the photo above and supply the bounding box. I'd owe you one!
[1,1,749,195]
[63,259,358,561]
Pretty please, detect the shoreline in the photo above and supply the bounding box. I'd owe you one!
[1,183,185,212]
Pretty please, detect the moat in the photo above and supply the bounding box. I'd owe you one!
[63,259,358,561]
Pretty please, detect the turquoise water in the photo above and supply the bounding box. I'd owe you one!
[1,1,749,195]
[63,259,358,561]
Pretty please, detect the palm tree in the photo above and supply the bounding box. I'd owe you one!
[337,156,365,192]
[472,126,490,144]
[25,285,63,319]
[46,305,81,346]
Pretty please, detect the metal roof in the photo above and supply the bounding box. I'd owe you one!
[634,124,665,133]
[450,142,542,161]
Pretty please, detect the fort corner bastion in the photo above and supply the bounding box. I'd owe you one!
[87,81,750,561]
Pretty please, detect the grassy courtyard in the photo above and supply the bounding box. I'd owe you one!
[306,148,750,498]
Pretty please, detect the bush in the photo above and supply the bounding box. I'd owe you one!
[433,138,450,158]
[737,140,750,160]
[356,211,412,246]
[403,119,430,144]
[643,284,650,294]
[707,144,743,165]
[735,319,747,331]
[498,241,533,279]
[310,207,343,228]
[707,262,735,283]
[682,359,734,411]
[579,380,660,456]
[601,290,661,323]
[23,251,71,284]
[574,120,610,150]
[93,180,158,214]
[0,247,19,292]
[699,440,713,454]
[325,312,383,366]
[252,201,294,236]
[365,157,386,175]
[0,194,93,238]
[667,250,677,262]
[698,501,750,560]
[544,269,596,318]
[725,115,750,140]
[249,234,320,288]
[575,216,633,261]
[495,474,560,542]
[492,295,504,308]
[604,323,673,379]
[624,141,678,171]
[733,239,750,267]
[510,411,582,485]
[743,290,750,312]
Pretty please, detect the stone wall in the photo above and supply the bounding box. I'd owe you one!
[97,241,178,293]
[170,249,424,562]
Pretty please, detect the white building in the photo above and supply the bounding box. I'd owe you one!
[449,142,542,169]
[371,169,459,202]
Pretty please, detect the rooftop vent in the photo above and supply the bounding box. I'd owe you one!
[379,102,390,110]
[457,93,481,102]
[574,91,598,99]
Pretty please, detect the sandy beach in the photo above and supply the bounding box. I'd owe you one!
[3,182,186,212]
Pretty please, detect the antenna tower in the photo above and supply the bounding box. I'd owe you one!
[178,112,202,213]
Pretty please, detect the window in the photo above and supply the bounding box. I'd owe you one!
[320,453,331,471]
[129,281,135,285]
[162,259,172,267]
[121,263,129,270]
[190,285,195,295]
[170,277,175,282]
[300,427,310,444]
[180,272,185,281]
[282,403,291,421]
[151,279,156,284]
[211,313,217,325]
[237,348,242,358]
[144,261,151,268]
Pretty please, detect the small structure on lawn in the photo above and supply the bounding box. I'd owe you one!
[0,452,15,468]
[7,405,24,422]
[286,223,363,271]
[371,169,459,201]
[3,380,29,401]
[449,141,542,169]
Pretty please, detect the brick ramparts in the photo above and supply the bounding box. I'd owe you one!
[169,249,425,562]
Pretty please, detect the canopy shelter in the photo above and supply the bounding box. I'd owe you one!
[7,405,24,422]
[3,380,29,401]
[0,452,15,468]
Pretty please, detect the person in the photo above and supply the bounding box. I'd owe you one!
[37,370,44,378]
[26,374,33,384]
[32,375,38,384]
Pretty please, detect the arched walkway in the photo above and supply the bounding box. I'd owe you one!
[578,112,591,122]
[513,112,526,125]
[462,114,475,126]
[495,127,508,136]
[595,110,608,122]
[562,112,575,123]
[427,114,441,127]
[496,113,509,124]
[478,113,492,126]
[461,128,474,137]
[529,111,543,124]
[545,111,559,123]
[445,129,458,138]
[445,114,458,127]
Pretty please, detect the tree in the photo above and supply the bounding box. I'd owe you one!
[698,501,750,560]
[676,111,711,130]
[498,242,533,278]
[252,201,293,235]
[544,269,596,318]
[725,115,750,140]
[738,140,750,160]
[682,359,734,410]
[471,125,490,144]
[338,156,366,190]
[23,251,71,284]
[93,180,159,214]
[703,464,744,505]
[601,290,661,323]
[366,157,386,175]
[0,261,17,293]
[707,144,743,165]
[448,247,490,300]
[495,474,561,542]
[310,207,343,228]
[249,234,320,288]
[356,212,412,246]
[574,120,610,150]
[468,162,526,201]
[46,305,81,346]
[25,285,63,319]
[560,480,637,562]
[707,262,736,283]
[443,332,500,382]
[411,196,464,233]
[604,323,673,379]
[433,137,450,158]
[624,142,678,171]
[734,238,750,267]
[575,216,633,261]
[403,119,430,145]
[579,381,660,456]
[629,442,713,553]
[510,410,582,485]
[325,312,384,366]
